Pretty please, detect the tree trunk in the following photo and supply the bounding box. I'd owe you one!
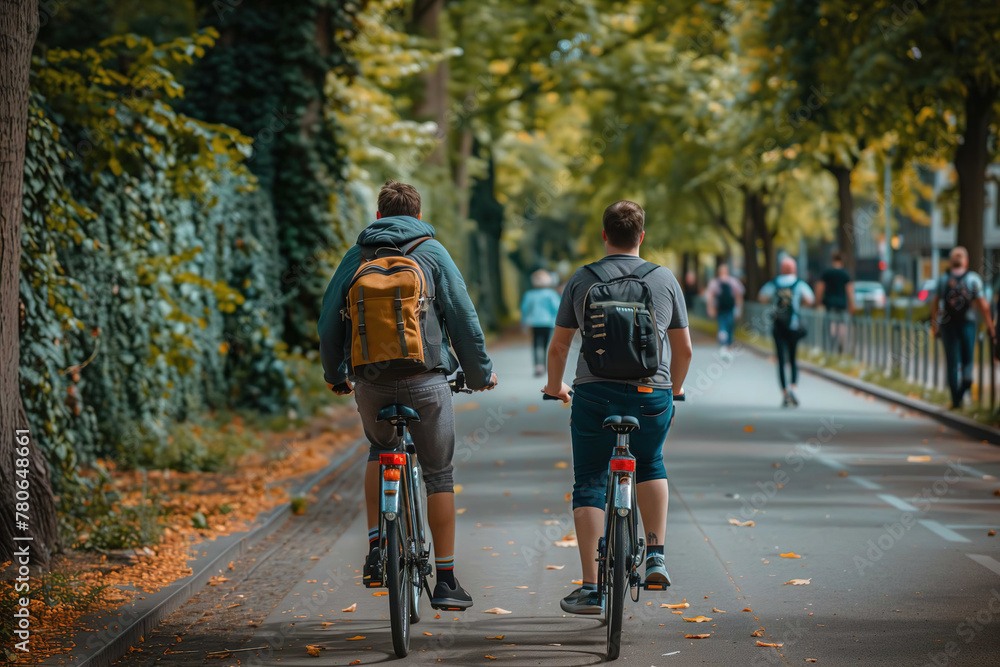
[954,83,996,274]
[827,164,856,278]
[2,0,59,567]
[409,0,449,167]
[741,189,762,295]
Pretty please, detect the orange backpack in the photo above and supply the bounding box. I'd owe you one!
[344,237,442,381]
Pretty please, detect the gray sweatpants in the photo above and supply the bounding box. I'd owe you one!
[353,373,456,495]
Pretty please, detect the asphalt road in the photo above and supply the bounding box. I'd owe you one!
[117,339,1000,666]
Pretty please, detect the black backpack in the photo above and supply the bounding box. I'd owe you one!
[942,273,974,321]
[771,279,801,329]
[716,280,736,313]
[581,261,662,380]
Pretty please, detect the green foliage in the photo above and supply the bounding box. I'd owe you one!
[20,30,293,504]
[184,0,365,346]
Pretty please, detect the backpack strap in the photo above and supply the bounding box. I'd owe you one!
[584,261,613,283]
[402,236,432,255]
[631,261,660,280]
[585,260,659,283]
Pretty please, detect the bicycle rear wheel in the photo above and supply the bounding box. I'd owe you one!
[606,516,629,660]
[385,520,411,657]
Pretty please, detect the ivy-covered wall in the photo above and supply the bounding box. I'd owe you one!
[20,31,293,494]
[185,0,362,347]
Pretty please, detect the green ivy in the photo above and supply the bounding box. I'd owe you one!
[184,0,362,347]
[20,30,293,502]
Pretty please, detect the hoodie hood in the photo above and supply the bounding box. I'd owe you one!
[356,216,436,247]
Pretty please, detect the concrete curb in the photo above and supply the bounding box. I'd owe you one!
[736,340,1000,445]
[48,438,367,667]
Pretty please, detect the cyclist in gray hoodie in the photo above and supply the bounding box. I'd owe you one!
[318,180,497,610]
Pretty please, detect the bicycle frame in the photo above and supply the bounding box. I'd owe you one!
[598,434,644,593]
[379,432,431,596]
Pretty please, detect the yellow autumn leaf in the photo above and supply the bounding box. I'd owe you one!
[683,616,712,623]
[661,602,690,609]
[779,552,802,558]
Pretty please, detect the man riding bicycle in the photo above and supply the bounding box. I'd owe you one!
[318,180,497,610]
[543,200,693,614]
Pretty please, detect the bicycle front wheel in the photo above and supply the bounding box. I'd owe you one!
[606,515,629,660]
[385,520,411,657]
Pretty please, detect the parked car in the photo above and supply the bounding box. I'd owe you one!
[853,281,887,310]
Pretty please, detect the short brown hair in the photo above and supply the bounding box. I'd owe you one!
[603,200,645,248]
[378,180,421,218]
[831,250,843,263]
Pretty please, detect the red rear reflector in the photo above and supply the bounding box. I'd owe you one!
[918,290,928,300]
[383,468,401,481]
[380,453,406,465]
[610,458,635,472]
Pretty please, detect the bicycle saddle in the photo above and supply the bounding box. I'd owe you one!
[602,415,640,433]
[377,404,421,424]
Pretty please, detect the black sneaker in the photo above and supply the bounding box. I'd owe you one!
[431,577,473,611]
[363,547,382,588]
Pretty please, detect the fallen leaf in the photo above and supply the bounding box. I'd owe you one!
[526,405,539,413]
[515,586,528,589]
[486,635,505,640]
[342,603,357,612]
[729,519,755,527]
[907,455,932,462]
[564,492,572,502]
[661,603,690,609]
[685,634,710,639]
[554,538,578,548]
[742,608,753,612]
[546,564,565,570]
[744,425,755,433]
[805,660,818,663]
[757,641,783,647]
[672,611,683,614]
[555,461,569,469]
[751,629,764,637]
[485,607,512,615]
[454,484,464,494]
[320,621,334,627]
[838,470,849,477]
[712,607,727,613]
[989,530,996,536]
[350,661,361,666]
[485,656,498,660]
[306,645,321,657]
[372,591,388,596]
[683,616,713,623]
[346,635,366,640]
[779,552,802,559]
[456,508,467,514]
[784,579,811,586]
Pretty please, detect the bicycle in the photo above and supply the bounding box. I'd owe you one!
[544,390,682,660]
[375,372,473,658]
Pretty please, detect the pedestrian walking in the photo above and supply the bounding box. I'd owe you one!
[814,251,854,354]
[757,257,815,407]
[521,269,562,377]
[930,246,995,409]
[706,264,744,358]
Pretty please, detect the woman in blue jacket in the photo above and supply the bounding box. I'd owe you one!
[521,269,562,377]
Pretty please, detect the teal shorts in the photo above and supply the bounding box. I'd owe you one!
[569,382,673,509]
